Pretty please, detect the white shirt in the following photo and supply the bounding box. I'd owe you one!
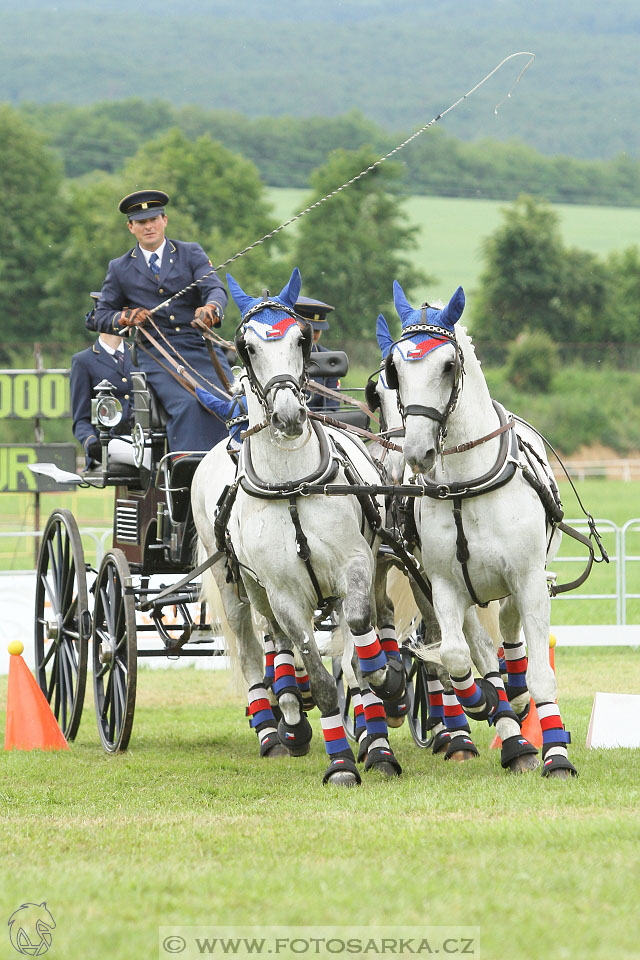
[98,336,125,358]
[139,239,166,267]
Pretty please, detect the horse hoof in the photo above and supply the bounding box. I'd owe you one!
[546,766,573,779]
[541,754,578,778]
[386,715,405,729]
[263,742,289,758]
[326,771,360,787]
[448,750,477,763]
[288,742,311,757]
[368,761,401,778]
[508,753,540,774]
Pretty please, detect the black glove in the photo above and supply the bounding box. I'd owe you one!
[87,438,102,461]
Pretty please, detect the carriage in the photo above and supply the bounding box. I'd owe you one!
[33,351,434,755]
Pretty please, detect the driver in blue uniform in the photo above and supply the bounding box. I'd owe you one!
[92,189,232,453]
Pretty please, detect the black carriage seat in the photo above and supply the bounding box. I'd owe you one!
[331,408,371,431]
[131,371,169,432]
[167,453,206,523]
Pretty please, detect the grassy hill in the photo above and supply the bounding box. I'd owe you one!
[267,188,640,313]
[2,0,639,160]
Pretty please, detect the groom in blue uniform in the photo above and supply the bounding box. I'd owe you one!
[71,293,138,466]
[93,189,232,452]
[295,296,340,412]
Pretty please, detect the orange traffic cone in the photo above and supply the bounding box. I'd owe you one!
[4,642,69,751]
[490,634,556,749]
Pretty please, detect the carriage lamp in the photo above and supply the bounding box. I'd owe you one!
[91,380,123,430]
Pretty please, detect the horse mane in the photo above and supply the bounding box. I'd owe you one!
[457,324,482,367]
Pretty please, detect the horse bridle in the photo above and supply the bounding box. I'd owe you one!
[365,370,406,446]
[234,298,313,411]
[383,308,464,453]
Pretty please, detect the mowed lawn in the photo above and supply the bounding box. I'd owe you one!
[267,187,640,315]
[1,649,639,960]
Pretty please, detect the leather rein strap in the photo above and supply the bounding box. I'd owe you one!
[136,325,230,417]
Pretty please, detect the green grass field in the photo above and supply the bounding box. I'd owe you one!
[267,188,640,316]
[1,650,639,960]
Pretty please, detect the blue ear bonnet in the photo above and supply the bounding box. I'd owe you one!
[376,314,394,360]
[391,281,465,362]
[227,268,303,340]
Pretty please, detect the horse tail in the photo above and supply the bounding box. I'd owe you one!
[386,565,421,642]
[195,537,245,695]
[476,600,503,652]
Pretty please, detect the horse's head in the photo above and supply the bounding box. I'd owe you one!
[227,268,313,439]
[365,313,406,483]
[387,281,466,474]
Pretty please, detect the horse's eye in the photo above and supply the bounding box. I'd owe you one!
[245,343,255,355]
[443,360,455,374]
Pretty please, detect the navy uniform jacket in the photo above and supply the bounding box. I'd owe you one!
[308,342,339,411]
[70,339,137,465]
[93,239,231,451]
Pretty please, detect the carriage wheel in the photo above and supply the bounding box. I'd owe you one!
[34,509,90,740]
[402,645,434,749]
[92,549,137,753]
[332,657,356,742]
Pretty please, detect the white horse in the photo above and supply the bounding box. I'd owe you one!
[385,282,576,778]
[368,314,535,765]
[193,268,405,786]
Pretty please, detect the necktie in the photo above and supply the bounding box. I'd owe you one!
[149,251,160,281]
[114,351,124,369]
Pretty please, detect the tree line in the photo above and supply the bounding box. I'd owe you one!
[18,100,640,207]
[1,103,638,368]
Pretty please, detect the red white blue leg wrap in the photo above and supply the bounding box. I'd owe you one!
[295,665,315,712]
[353,627,387,675]
[247,683,280,755]
[273,649,298,699]
[263,635,276,688]
[503,639,530,706]
[379,624,401,661]
[537,701,577,776]
[321,709,354,758]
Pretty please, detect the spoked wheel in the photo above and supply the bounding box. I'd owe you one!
[34,509,90,740]
[332,657,356,742]
[402,645,434,749]
[92,549,137,753]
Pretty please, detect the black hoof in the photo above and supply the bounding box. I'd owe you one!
[369,658,406,703]
[542,754,578,778]
[364,746,402,776]
[260,730,289,758]
[322,756,361,786]
[277,715,313,756]
[444,733,479,761]
[500,734,539,771]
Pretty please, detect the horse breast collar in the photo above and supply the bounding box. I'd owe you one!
[237,418,341,499]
